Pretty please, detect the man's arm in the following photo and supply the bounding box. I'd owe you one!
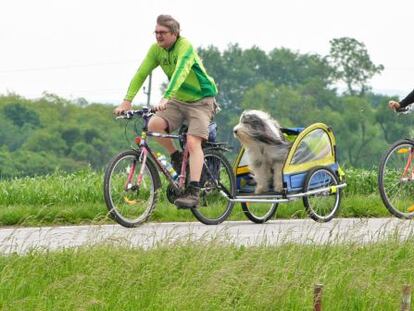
[124,44,159,102]
[399,89,414,108]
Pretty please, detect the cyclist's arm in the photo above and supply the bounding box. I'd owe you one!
[163,41,195,99]
[124,44,159,102]
[399,88,414,108]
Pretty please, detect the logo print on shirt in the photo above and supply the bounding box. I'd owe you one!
[161,56,178,66]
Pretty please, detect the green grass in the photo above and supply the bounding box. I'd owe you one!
[0,203,109,226]
[0,169,103,206]
[0,194,392,227]
[1,239,414,310]
[0,167,396,226]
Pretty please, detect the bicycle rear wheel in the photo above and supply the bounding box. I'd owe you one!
[378,140,414,219]
[103,150,161,227]
[191,149,236,225]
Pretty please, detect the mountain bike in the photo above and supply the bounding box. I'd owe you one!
[103,107,236,227]
[378,105,414,218]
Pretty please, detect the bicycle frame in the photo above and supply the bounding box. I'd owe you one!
[136,130,189,190]
[126,108,190,190]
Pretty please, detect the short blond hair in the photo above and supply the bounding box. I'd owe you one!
[156,15,180,35]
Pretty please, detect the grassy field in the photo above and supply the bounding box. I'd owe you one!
[0,238,413,310]
[0,167,392,226]
[0,168,410,310]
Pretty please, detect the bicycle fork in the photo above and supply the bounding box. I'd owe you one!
[124,148,148,191]
[401,147,414,181]
[400,147,414,212]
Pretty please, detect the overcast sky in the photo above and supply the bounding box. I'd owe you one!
[1,0,413,105]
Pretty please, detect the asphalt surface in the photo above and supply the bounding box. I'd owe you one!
[1,218,414,254]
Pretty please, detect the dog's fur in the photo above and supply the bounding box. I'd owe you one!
[233,110,291,194]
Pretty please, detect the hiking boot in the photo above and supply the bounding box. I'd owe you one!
[174,185,200,209]
[170,150,183,174]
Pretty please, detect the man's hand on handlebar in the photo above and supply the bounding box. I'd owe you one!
[388,100,401,111]
[388,100,413,114]
[114,98,167,116]
[114,100,132,115]
[154,98,169,111]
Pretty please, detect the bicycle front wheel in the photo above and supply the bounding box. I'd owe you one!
[378,140,414,219]
[103,150,161,227]
[191,149,236,225]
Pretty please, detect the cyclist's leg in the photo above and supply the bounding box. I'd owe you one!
[182,97,215,182]
[149,102,183,154]
[174,98,215,208]
[148,116,176,153]
[186,134,204,181]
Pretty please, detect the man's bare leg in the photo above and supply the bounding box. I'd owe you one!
[174,134,204,208]
[148,116,177,154]
[186,134,204,182]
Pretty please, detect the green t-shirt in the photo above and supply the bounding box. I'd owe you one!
[124,37,218,102]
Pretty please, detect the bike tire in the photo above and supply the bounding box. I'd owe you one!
[378,139,414,219]
[191,149,236,225]
[303,166,341,222]
[103,149,161,227]
[241,202,278,224]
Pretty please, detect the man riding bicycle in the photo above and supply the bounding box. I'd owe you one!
[114,14,218,209]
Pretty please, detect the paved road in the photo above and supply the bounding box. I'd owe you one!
[1,218,414,254]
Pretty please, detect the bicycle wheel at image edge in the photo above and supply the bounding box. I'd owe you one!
[303,166,342,222]
[103,149,161,227]
[378,139,414,219]
[191,149,236,225]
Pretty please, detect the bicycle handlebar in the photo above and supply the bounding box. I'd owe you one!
[115,107,157,120]
[396,105,414,114]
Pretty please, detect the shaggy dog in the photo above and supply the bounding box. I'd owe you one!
[233,110,291,194]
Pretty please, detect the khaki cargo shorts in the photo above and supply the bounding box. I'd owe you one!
[155,97,217,140]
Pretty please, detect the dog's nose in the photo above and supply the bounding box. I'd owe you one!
[233,129,238,134]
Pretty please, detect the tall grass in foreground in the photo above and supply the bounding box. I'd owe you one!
[0,167,392,226]
[1,239,414,310]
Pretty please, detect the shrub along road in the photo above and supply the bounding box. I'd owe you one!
[1,218,413,254]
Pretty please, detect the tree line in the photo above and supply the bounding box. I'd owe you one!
[0,37,410,178]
